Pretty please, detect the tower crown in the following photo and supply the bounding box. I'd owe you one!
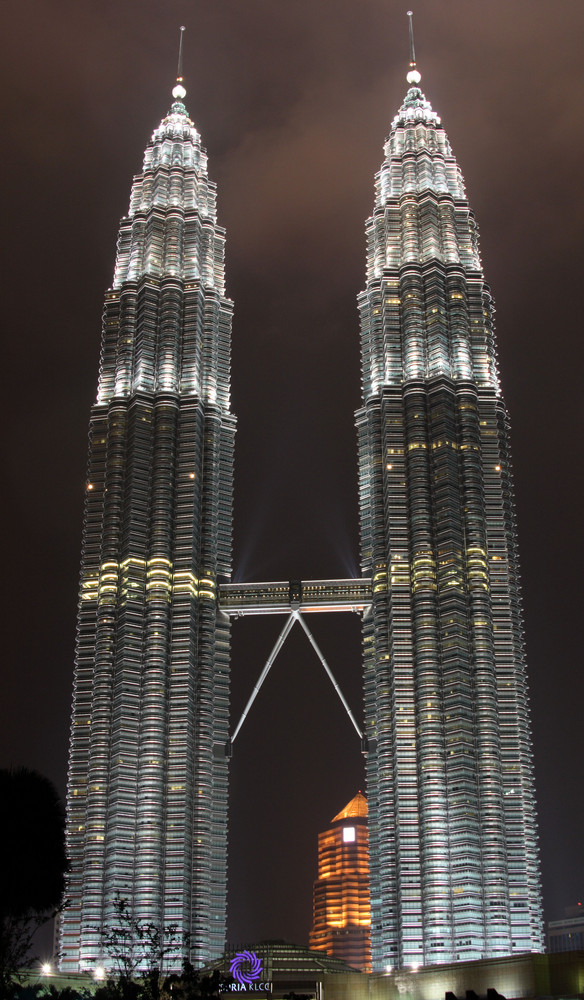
[100,31,230,404]
[377,89,466,208]
[392,86,441,129]
[361,77,496,390]
[112,95,223,293]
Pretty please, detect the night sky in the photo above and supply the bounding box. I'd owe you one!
[1,0,583,951]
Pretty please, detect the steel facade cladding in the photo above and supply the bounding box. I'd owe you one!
[61,90,235,972]
[356,84,544,968]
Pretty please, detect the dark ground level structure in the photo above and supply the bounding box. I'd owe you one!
[24,949,584,999]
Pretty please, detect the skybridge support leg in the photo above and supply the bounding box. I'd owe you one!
[293,610,363,740]
[230,612,296,744]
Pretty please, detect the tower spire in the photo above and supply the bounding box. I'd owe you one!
[172,26,187,101]
[406,11,421,85]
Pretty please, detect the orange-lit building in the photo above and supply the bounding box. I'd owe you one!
[309,792,371,973]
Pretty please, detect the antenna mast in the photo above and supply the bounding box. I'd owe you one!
[172,26,187,101]
[406,11,422,85]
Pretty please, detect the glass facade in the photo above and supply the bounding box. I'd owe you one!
[60,85,235,972]
[356,82,544,969]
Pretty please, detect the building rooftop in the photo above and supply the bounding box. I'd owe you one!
[332,791,368,823]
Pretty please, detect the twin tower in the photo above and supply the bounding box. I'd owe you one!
[60,29,544,975]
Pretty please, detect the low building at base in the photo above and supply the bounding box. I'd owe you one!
[320,952,584,1000]
[208,941,357,996]
[548,907,584,953]
[204,946,584,1000]
[18,948,584,999]
[309,791,371,973]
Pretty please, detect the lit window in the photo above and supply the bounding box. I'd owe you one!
[343,826,356,843]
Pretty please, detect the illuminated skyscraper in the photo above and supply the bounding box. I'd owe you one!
[356,22,544,969]
[309,792,372,973]
[60,44,235,971]
[60,17,545,978]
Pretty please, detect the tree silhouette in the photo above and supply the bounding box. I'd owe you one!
[92,898,228,998]
[0,768,67,994]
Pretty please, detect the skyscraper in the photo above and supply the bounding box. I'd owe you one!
[60,49,235,971]
[309,792,372,972]
[60,18,545,978]
[356,25,544,969]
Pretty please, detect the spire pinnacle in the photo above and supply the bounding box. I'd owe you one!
[172,26,187,101]
[406,11,422,85]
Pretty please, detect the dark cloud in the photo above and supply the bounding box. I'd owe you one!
[1,0,583,948]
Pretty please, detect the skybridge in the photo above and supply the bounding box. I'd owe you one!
[218,577,372,615]
[219,578,373,746]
